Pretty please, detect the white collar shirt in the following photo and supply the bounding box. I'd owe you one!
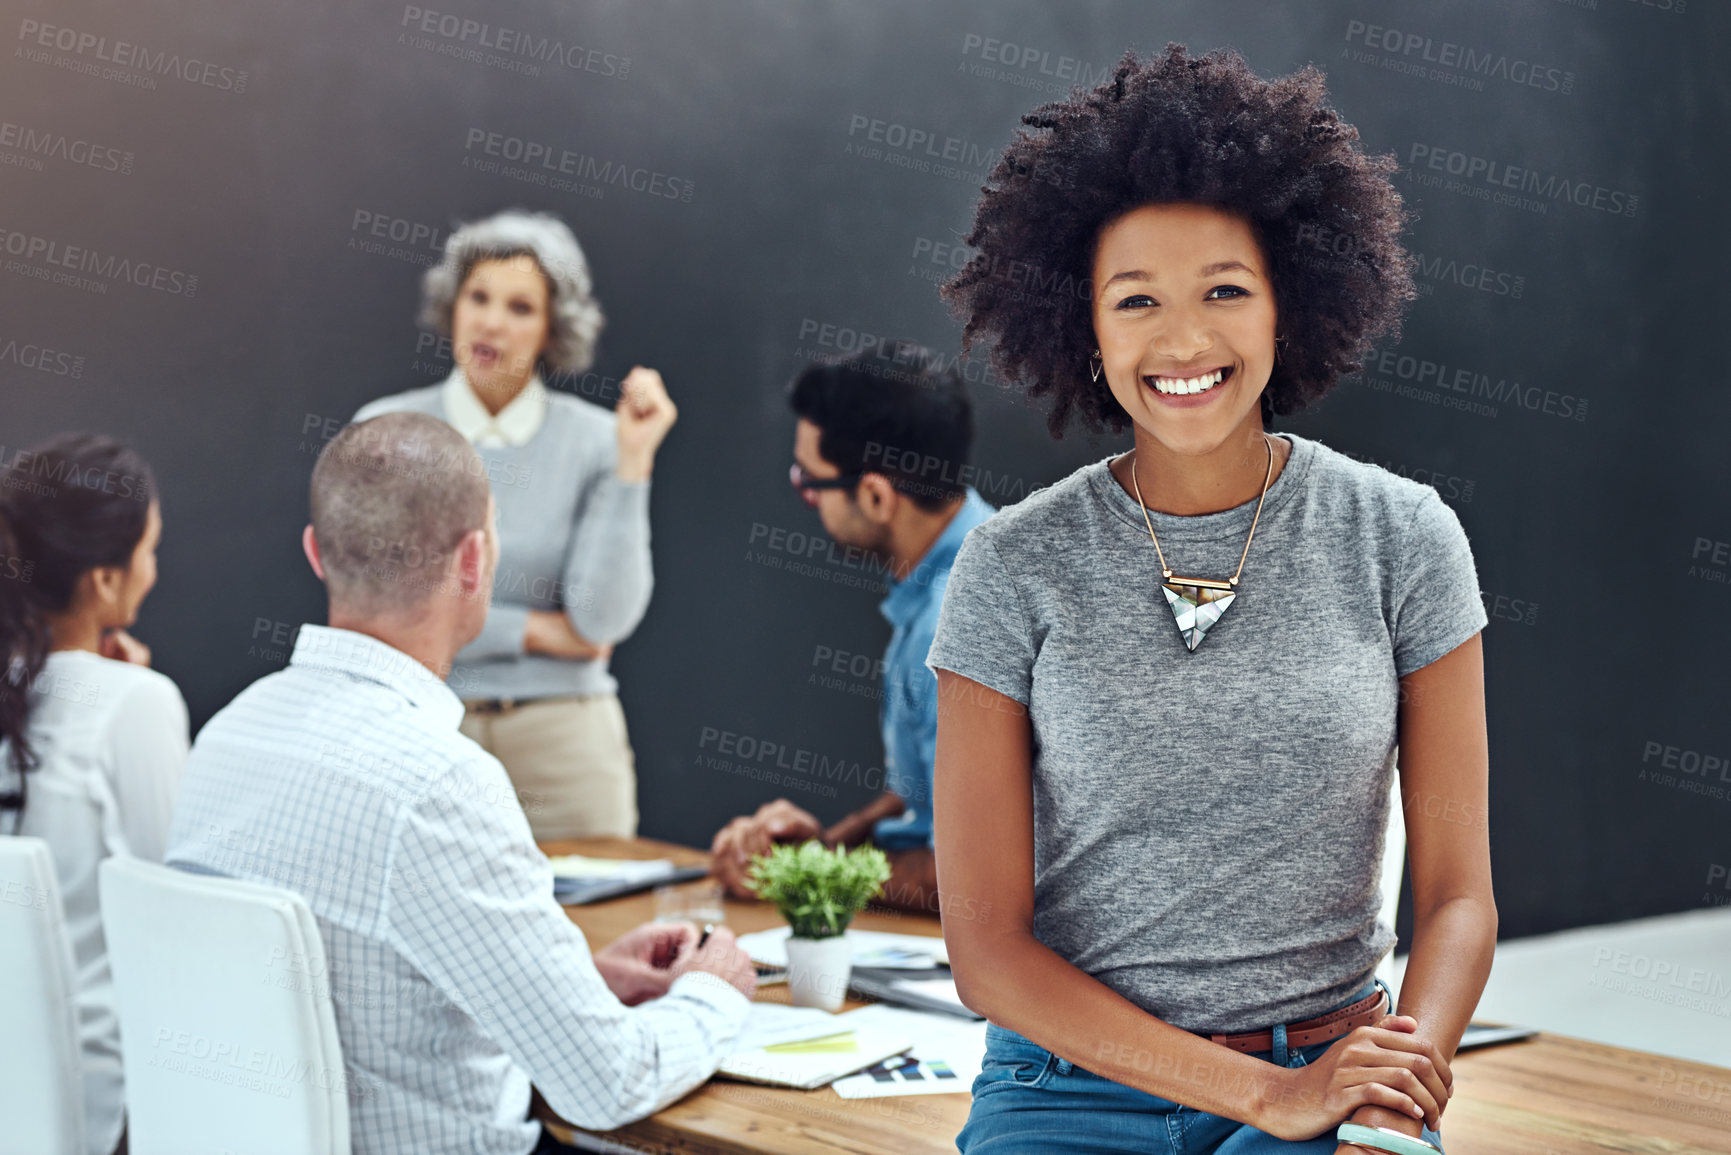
[441,368,549,448]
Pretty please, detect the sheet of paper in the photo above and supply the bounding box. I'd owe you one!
[735,926,950,969]
[732,1002,850,1052]
[829,1004,987,1099]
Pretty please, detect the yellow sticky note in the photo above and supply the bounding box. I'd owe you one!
[762,1032,857,1054]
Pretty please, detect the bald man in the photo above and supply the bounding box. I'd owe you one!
[166,412,755,1155]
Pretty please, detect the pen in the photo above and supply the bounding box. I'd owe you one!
[697,922,714,950]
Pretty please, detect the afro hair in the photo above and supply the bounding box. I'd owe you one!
[942,43,1417,436]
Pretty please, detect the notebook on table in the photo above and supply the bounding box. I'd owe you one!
[546,855,710,905]
[717,1004,913,1090]
[847,967,984,1020]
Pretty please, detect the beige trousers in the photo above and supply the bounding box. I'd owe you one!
[459,693,639,841]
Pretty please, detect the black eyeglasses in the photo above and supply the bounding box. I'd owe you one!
[789,462,861,508]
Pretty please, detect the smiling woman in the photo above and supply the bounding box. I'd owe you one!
[927,44,1496,1155]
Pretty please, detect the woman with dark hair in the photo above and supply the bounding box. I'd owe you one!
[0,432,188,1155]
[357,209,677,841]
[928,46,1493,1153]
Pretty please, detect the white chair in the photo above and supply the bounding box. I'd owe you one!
[98,857,351,1155]
[0,836,85,1155]
[1375,774,1408,998]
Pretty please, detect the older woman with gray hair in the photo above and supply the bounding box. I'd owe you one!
[355,209,677,840]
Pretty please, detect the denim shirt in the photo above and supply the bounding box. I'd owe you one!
[871,488,996,850]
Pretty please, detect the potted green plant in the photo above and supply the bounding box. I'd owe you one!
[747,840,891,1011]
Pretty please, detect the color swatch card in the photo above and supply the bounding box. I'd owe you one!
[831,1053,969,1099]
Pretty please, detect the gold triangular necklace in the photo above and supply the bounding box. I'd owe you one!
[1129,435,1275,652]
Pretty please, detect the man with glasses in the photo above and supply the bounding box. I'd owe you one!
[709,342,994,914]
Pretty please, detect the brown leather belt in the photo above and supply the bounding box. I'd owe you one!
[463,694,597,715]
[463,698,523,716]
[1203,988,1390,1054]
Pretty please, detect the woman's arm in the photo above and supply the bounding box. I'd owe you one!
[558,466,652,648]
[1337,633,1497,1148]
[935,670,1447,1140]
[106,675,190,862]
[558,367,675,646]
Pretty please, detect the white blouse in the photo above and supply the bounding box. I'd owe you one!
[2,650,188,1155]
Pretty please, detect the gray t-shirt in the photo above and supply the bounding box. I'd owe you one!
[925,433,1487,1033]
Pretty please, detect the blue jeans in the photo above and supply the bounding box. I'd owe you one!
[958,981,1445,1154]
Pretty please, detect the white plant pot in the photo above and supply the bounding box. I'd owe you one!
[784,933,852,1012]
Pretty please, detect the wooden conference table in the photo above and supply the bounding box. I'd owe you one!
[545,838,1731,1155]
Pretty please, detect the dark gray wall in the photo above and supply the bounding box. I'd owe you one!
[4,0,1726,941]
